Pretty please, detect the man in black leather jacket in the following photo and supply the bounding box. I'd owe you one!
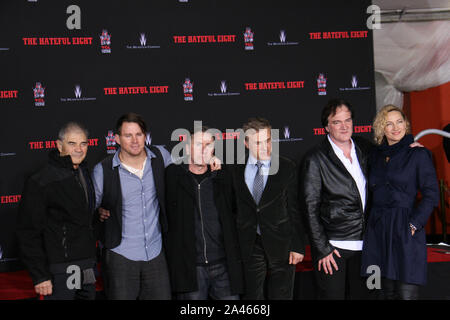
[299,99,372,300]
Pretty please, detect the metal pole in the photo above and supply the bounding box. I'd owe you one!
[439,180,447,244]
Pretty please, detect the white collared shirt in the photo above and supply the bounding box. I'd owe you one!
[327,135,366,251]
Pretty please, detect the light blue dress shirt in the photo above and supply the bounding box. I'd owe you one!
[92,145,172,262]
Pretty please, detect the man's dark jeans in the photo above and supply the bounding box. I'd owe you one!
[177,262,239,300]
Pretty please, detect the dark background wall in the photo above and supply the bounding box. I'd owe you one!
[0,0,376,272]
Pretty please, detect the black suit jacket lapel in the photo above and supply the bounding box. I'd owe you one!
[234,159,257,208]
[258,162,284,207]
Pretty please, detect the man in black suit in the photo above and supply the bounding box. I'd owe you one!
[229,117,306,300]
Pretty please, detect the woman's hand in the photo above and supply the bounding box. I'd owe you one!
[410,223,417,236]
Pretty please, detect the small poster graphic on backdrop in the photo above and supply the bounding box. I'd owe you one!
[244,27,254,50]
[317,74,327,96]
[33,82,45,106]
[183,78,194,101]
[105,130,117,154]
[100,29,111,53]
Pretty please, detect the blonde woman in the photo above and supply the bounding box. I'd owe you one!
[361,105,439,300]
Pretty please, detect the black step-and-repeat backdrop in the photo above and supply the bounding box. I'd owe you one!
[0,0,376,271]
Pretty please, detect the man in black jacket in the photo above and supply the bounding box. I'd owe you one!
[228,118,306,300]
[165,127,244,299]
[16,122,97,300]
[299,99,372,300]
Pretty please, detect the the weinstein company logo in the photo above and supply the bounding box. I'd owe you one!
[183,78,194,101]
[208,81,240,97]
[145,132,152,146]
[33,82,45,107]
[244,27,254,50]
[75,85,81,98]
[280,30,286,43]
[267,30,299,46]
[284,126,290,139]
[317,74,327,96]
[339,75,371,91]
[61,85,96,102]
[273,126,303,143]
[126,33,160,49]
[105,130,117,154]
[352,76,358,88]
[0,152,16,157]
[221,81,226,93]
[100,29,111,53]
[140,33,146,46]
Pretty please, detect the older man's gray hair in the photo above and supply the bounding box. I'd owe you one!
[58,122,89,141]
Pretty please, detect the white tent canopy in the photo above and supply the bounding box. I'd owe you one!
[372,0,450,110]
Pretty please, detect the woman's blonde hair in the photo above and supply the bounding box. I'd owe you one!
[373,105,411,145]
